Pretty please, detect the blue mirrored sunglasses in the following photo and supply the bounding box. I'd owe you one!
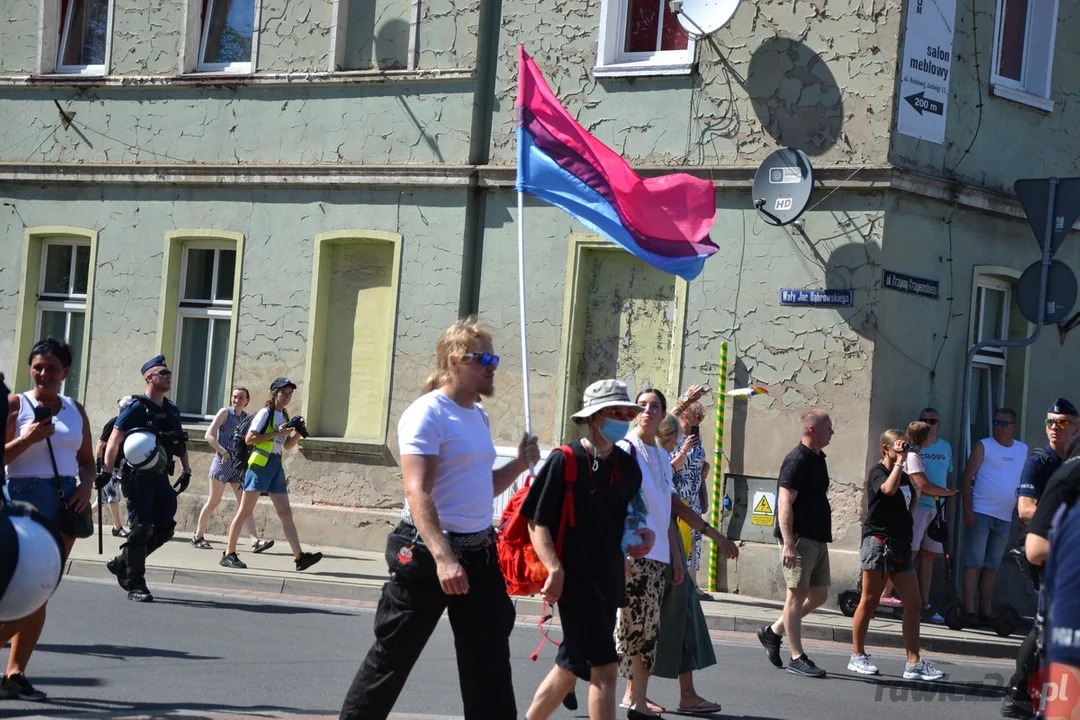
[992,420,1014,428]
[463,352,500,368]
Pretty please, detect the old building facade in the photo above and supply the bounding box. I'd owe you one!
[0,0,1075,607]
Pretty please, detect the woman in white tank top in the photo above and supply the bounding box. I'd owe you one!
[1,338,96,702]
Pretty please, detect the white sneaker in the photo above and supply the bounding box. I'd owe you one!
[847,653,879,675]
[903,659,944,681]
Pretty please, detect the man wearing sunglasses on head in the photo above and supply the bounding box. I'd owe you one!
[911,408,953,624]
[960,408,1027,625]
[340,318,540,720]
[999,398,1078,718]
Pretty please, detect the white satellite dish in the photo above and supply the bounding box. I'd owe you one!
[673,0,741,36]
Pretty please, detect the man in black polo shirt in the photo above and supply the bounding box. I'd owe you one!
[757,408,834,678]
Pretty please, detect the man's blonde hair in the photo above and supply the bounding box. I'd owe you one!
[422,317,493,393]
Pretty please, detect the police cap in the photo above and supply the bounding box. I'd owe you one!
[1048,398,1079,417]
[140,355,168,376]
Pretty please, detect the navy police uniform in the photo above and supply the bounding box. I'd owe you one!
[106,356,189,602]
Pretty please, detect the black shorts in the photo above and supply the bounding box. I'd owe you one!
[556,573,619,681]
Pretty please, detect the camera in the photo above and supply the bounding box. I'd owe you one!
[32,405,52,423]
[902,442,920,454]
[281,415,310,439]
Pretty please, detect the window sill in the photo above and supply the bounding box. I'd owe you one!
[1,68,474,88]
[990,84,1055,113]
[299,437,390,458]
[594,61,694,78]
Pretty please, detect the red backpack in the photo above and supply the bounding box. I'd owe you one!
[496,445,577,597]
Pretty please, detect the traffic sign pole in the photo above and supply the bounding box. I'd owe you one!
[956,177,1058,595]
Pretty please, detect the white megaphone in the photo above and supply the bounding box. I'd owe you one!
[0,501,65,622]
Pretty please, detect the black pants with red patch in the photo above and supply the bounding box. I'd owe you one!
[339,543,517,720]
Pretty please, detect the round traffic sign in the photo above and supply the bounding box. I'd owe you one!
[1017,259,1078,325]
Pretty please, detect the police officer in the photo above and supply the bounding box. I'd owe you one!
[100,355,192,602]
[1001,398,1079,718]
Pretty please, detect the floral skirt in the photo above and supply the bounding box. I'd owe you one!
[615,557,667,678]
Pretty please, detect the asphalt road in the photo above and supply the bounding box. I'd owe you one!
[0,578,1019,719]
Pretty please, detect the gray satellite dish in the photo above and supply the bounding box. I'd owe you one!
[1017,259,1078,325]
[673,0,741,36]
[753,147,814,226]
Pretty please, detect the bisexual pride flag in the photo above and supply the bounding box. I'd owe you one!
[515,46,719,282]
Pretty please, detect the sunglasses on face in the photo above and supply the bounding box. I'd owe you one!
[603,408,640,422]
[992,420,1014,428]
[1046,418,1073,429]
[463,352,500,369]
[151,370,173,378]
[919,418,940,426]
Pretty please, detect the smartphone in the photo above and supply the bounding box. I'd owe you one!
[33,405,53,423]
[689,425,700,439]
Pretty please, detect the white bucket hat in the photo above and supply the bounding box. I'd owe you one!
[570,379,643,420]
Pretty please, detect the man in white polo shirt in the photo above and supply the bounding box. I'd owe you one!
[960,408,1028,623]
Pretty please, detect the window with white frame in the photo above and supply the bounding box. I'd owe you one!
[968,277,1012,449]
[56,0,111,74]
[176,245,237,418]
[596,0,694,76]
[990,0,1059,108]
[198,0,257,73]
[37,240,91,399]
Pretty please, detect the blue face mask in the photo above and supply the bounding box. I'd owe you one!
[599,418,631,445]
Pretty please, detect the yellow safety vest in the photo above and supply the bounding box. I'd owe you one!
[248,409,288,468]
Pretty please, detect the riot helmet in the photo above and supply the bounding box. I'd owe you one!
[123,429,167,474]
[0,501,64,622]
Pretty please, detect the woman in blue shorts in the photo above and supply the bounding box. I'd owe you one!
[218,378,321,572]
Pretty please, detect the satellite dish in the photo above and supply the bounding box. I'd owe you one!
[673,0,741,36]
[752,147,814,226]
[1017,259,1078,325]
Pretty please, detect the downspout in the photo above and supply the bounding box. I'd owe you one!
[458,0,503,316]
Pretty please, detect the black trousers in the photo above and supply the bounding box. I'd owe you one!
[339,544,517,720]
[118,473,177,586]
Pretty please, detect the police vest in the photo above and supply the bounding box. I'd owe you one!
[248,409,289,469]
[131,396,186,458]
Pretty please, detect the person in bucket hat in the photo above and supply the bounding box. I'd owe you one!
[522,379,656,720]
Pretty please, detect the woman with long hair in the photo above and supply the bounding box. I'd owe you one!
[669,399,710,597]
[616,389,738,718]
[191,387,271,553]
[848,428,955,680]
[218,378,320,572]
[1,338,96,701]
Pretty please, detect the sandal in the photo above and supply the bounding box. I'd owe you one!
[252,539,275,554]
[111,526,129,538]
[620,699,666,713]
[190,536,213,549]
[679,699,722,715]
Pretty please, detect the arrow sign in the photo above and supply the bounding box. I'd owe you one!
[904,91,944,116]
[1015,178,1080,255]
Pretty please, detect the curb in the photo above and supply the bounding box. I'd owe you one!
[66,559,1022,660]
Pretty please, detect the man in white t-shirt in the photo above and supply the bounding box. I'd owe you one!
[340,317,540,720]
[960,408,1028,621]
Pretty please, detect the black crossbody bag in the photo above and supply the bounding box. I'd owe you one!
[30,393,95,539]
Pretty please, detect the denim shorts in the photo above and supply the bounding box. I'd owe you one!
[4,476,77,523]
[963,512,1012,571]
[242,454,288,494]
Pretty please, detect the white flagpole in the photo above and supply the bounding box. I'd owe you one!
[516,190,533,444]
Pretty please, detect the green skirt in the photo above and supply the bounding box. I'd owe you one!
[651,532,717,678]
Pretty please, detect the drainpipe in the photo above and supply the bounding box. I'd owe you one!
[458,0,503,316]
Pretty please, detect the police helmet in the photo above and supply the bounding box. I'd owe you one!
[0,501,64,622]
[123,429,167,473]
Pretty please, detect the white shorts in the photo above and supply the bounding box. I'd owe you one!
[911,506,943,554]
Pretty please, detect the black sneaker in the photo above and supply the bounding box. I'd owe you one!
[757,625,783,668]
[1000,693,1035,718]
[220,552,247,569]
[106,556,129,591]
[295,551,323,572]
[127,583,154,603]
[562,690,578,711]
[787,654,827,678]
[1,673,47,701]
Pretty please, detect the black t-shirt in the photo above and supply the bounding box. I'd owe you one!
[97,416,119,463]
[1029,457,1080,539]
[520,440,643,603]
[773,444,833,542]
[863,463,913,544]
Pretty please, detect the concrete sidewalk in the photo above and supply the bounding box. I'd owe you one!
[67,528,1025,660]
